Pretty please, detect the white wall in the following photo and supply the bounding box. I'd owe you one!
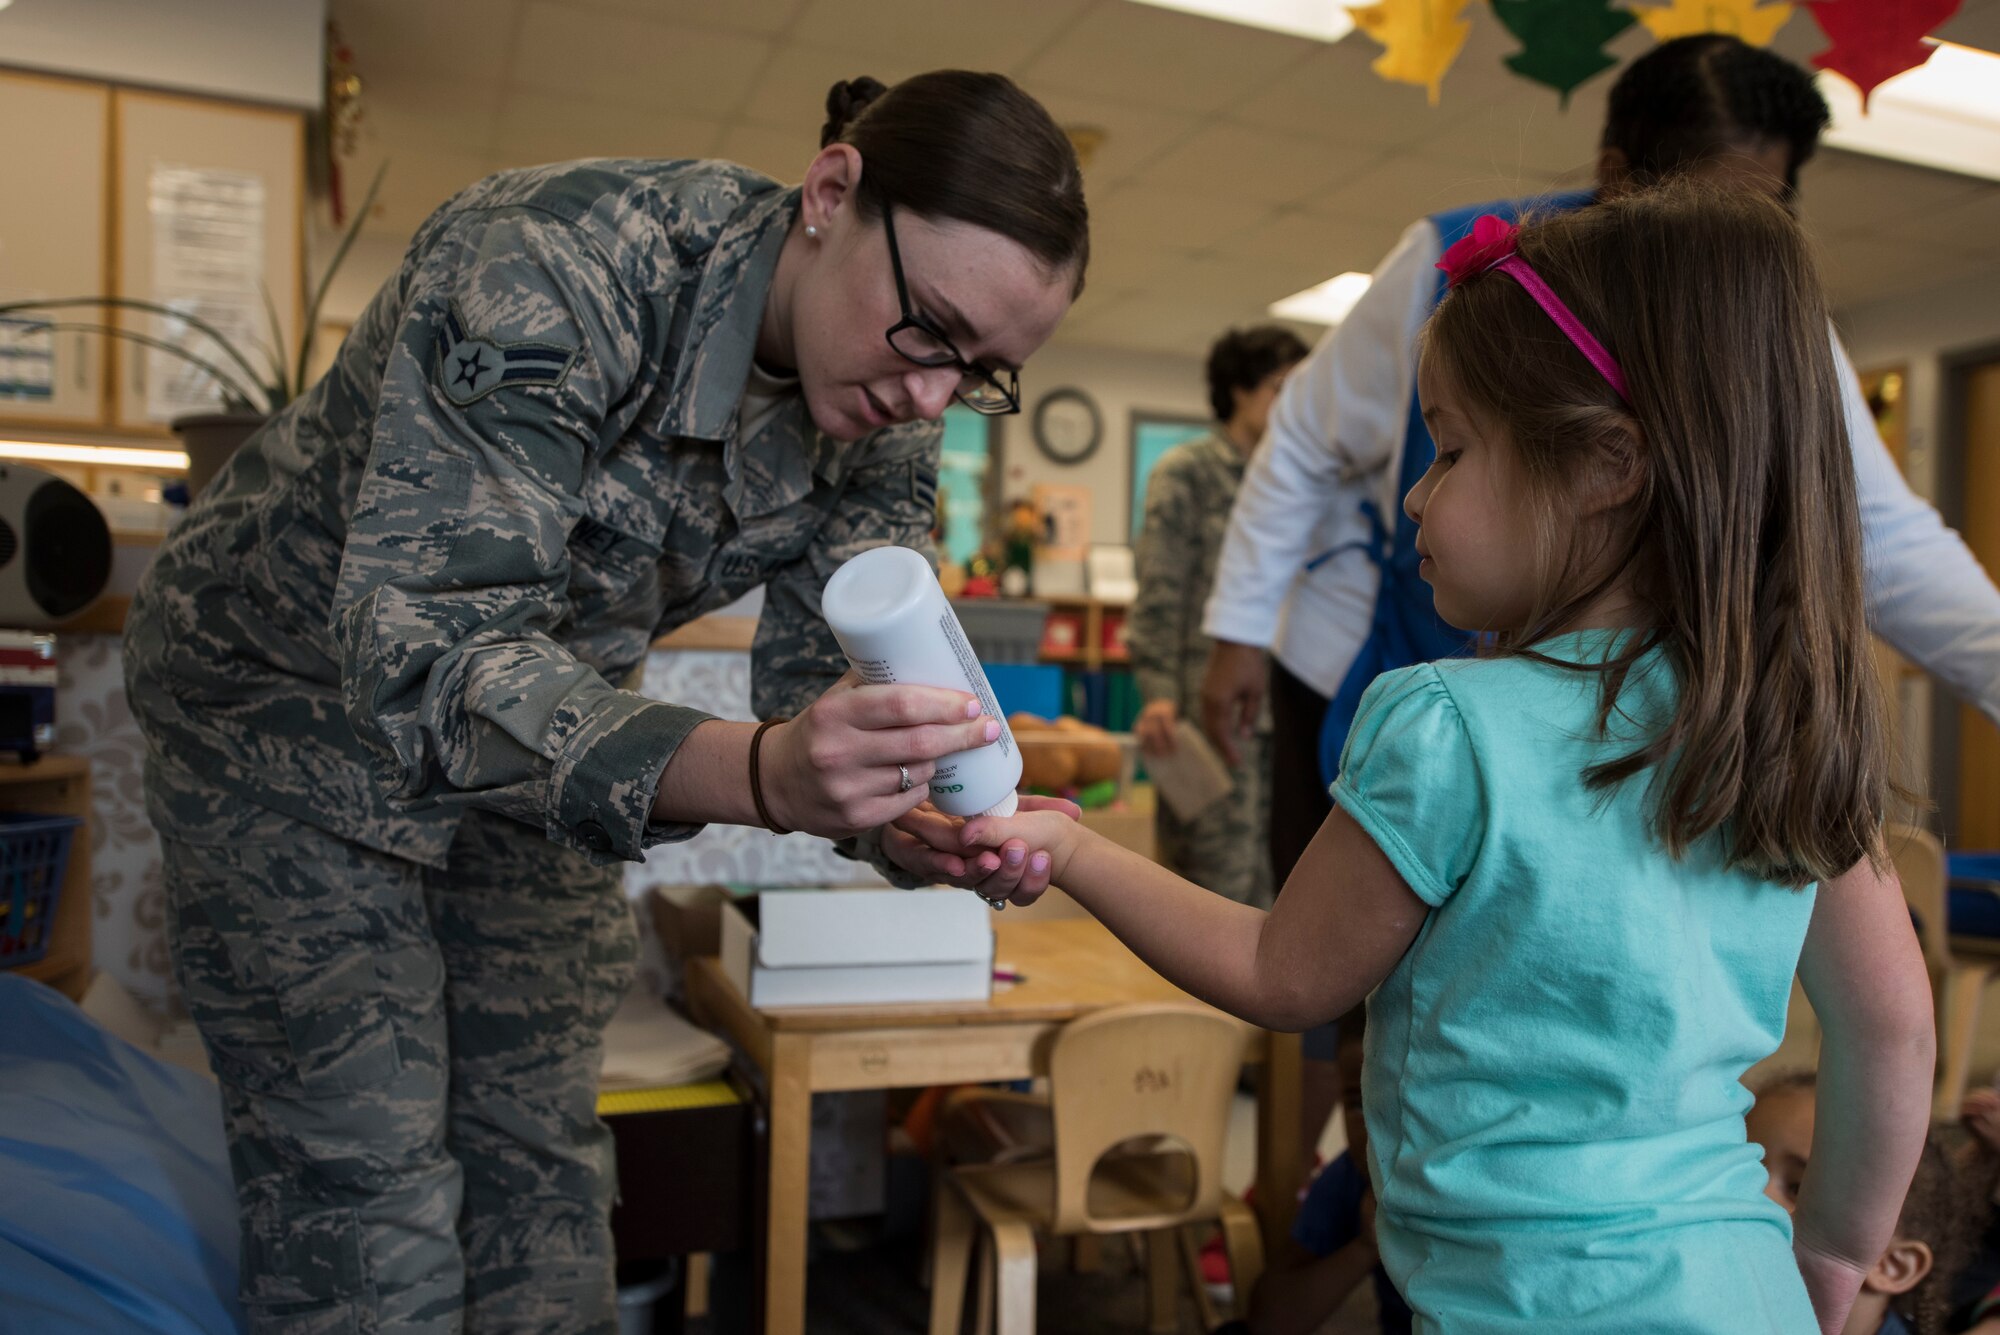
[0,0,323,109]
[995,338,1211,547]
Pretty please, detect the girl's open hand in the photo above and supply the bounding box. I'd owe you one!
[889,796,1081,907]
[960,804,1086,906]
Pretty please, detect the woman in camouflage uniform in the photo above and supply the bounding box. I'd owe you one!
[1129,326,1306,908]
[124,72,1087,1334]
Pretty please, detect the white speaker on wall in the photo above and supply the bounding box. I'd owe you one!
[0,464,112,629]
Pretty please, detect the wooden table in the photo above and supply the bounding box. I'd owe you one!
[685,916,1303,1335]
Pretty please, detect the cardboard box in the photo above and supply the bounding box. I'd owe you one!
[647,883,733,962]
[720,888,994,1008]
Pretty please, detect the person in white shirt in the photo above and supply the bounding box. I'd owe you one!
[1200,34,2000,1177]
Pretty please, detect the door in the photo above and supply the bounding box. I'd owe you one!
[1957,359,2000,846]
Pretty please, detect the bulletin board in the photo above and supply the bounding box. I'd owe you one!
[1128,411,1213,539]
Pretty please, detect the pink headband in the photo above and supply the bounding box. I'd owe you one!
[1437,214,1630,405]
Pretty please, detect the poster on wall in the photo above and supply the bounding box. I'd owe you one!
[148,164,266,421]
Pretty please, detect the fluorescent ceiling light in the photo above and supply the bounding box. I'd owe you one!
[0,440,188,470]
[1820,41,2000,183]
[1126,0,1355,43]
[1270,271,1371,326]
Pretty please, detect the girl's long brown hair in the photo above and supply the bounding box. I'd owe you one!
[1424,181,1887,886]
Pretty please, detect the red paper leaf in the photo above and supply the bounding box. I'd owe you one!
[1805,0,1961,108]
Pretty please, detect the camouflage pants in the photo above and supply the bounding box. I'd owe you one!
[156,778,637,1335]
[1154,732,1273,908]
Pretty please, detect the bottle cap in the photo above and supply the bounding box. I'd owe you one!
[981,790,1019,818]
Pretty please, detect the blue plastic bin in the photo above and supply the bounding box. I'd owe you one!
[0,810,82,967]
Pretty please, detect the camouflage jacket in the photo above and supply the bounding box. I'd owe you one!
[1128,432,1266,729]
[125,160,939,870]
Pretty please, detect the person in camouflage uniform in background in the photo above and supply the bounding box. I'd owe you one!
[124,72,1088,1334]
[1128,326,1307,910]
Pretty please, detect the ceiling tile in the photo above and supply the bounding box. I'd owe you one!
[345,139,494,232]
[1130,123,1375,208]
[1016,83,1203,192]
[1858,185,2000,258]
[491,91,724,162]
[715,122,818,182]
[1017,1,1315,114]
[1934,0,2000,53]
[509,3,773,116]
[788,0,1094,73]
[1227,208,1408,280]
[735,41,925,132]
[1083,239,1205,298]
[565,0,810,37]
[335,0,521,90]
[1230,37,1466,151]
[1088,181,1264,252]
[361,82,502,157]
[1818,230,1983,308]
[1799,151,1993,233]
[1303,151,1557,227]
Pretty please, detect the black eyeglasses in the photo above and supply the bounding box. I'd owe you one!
[881,200,1022,416]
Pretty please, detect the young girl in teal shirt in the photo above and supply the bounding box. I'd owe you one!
[964,184,1935,1333]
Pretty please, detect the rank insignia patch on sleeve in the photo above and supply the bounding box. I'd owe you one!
[435,303,579,406]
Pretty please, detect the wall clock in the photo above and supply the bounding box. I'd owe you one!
[1031,387,1102,466]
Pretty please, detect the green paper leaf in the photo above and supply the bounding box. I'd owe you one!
[1491,0,1639,103]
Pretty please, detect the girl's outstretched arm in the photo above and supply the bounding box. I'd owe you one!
[1791,855,1936,1335]
[961,804,1428,1032]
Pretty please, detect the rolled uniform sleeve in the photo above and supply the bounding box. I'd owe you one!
[331,208,708,863]
[753,419,942,885]
[1128,448,1202,708]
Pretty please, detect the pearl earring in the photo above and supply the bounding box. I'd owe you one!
[806,224,819,238]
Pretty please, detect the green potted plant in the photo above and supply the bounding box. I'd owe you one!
[0,166,383,496]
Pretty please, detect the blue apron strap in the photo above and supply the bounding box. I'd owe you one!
[1312,189,1595,788]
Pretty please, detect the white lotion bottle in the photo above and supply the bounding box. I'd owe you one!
[822,545,1021,819]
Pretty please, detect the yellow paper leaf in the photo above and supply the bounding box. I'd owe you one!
[1633,0,1795,46]
[1350,0,1478,106]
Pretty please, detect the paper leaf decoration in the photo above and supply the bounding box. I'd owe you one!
[1348,0,1477,106]
[1635,0,1795,46]
[1805,0,1961,109]
[1491,0,1640,104]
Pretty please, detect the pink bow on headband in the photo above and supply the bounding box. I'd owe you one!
[1434,214,1632,404]
[1438,213,1521,289]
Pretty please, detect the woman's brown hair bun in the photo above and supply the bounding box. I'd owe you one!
[821,77,889,148]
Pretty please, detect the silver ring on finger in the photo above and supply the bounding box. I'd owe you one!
[980,893,1006,911]
[898,764,914,793]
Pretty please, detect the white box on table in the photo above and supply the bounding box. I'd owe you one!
[719,888,994,1008]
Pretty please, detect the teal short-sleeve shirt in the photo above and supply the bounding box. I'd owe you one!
[1331,635,1817,1333]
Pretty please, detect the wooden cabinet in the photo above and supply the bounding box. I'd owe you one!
[0,73,111,428]
[0,755,93,1002]
[0,73,305,438]
[111,89,304,434]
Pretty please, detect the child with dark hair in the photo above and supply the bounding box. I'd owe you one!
[1750,1074,1968,1335]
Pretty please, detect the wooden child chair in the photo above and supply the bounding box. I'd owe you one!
[926,1002,1264,1335]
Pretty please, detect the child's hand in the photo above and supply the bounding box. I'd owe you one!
[891,796,1080,907]
[959,799,1085,908]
